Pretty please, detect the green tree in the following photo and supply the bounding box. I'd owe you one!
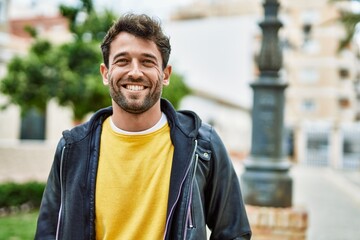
[54,33,112,121]
[330,0,360,50]
[1,0,191,123]
[0,39,60,115]
[162,72,191,109]
[0,0,116,122]
[337,11,360,50]
[54,0,115,121]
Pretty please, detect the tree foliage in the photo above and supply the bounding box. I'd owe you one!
[338,12,360,50]
[162,72,191,109]
[1,0,191,121]
[330,0,360,50]
[1,0,115,121]
[54,0,115,121]
[0,39,60,115]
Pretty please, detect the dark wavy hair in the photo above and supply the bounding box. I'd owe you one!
[100,13,171,69]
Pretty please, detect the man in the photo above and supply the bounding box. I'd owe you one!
[35,13,251,240]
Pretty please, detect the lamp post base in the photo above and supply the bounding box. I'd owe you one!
[241,169,292,208]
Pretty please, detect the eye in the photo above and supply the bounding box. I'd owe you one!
[114,58,129,66]
[142,59,156,67]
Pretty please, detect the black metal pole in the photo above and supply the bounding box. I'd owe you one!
[240,0,292,207]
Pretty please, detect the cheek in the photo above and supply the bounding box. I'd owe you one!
[156,75,164,89]
[108,67,124,82]
[109,64,127,74]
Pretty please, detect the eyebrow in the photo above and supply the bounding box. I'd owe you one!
[112,52,158,62]
[142,53,158,62]
[112,52,127,62]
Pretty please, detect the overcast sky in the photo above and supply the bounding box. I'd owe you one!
[10,0,360,46]
[9,0,194,20]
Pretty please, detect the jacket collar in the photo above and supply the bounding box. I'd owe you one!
[63,98,202,143]
[161,98,201,139]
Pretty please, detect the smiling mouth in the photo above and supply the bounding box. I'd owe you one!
[124,85,146,91]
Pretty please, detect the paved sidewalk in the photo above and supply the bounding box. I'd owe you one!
[292,165,360,240]
[234,161,360,240]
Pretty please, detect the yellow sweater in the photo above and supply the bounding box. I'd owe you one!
[95,117,174,240]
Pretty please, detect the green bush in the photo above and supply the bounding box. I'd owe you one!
[0,182,45,209]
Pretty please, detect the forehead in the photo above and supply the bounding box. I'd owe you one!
[109,32,161,59]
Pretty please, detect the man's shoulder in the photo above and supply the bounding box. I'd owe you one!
[197,122,213,142]
[62,106,112,143]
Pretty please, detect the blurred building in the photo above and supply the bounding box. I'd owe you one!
[172,0,360,168]
[280,0,360,168]
[165,16,257,155]
[171,0,261,20]
[9,15,71,43]
[282,0,357,124]
[0,0,29,141]
[0,0,75,182]
[0,0,73,142]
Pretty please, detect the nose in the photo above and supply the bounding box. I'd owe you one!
[128,61,143,79]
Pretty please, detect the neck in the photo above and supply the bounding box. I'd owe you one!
[111,100,162,132]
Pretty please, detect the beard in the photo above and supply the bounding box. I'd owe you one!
[108,76,163,114]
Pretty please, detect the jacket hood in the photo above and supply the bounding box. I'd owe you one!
[62,98,202,143]
[161,98,201,139]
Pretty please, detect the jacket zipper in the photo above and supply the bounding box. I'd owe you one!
[164,139,198,240]
[55,146,66,240]
[183,147,198,240]
[187,153,198,229]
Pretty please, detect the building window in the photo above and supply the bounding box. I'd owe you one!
[339,97,350,109]
[299,68,319,84]
[302,23,312,45]
[301,10,320,26]
[301,10,320,53]
[339,67,350,79]
[302,99,316,112]
[0,1,6,24]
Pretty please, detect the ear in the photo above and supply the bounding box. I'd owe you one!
[100,63,109,85]
[162,65,172,86]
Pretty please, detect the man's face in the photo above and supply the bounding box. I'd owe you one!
[100,32,171,114]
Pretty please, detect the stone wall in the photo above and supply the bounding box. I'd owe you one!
[0,141,55,183]
[246,205,308,240]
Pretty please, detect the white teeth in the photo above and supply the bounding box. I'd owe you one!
[126,85,145,91]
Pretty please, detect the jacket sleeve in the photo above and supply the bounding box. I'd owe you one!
[35,138,64,239]
[205,128,252,240]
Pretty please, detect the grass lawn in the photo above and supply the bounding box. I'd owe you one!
[0,211,38,240]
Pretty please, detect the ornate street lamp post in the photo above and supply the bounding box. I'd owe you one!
[241,0,292,207]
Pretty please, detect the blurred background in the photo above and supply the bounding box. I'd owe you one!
[0,0,360,239]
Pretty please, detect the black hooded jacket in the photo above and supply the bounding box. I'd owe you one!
[35,99,251,240]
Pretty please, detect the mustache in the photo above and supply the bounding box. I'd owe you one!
[124,77,146,83]
[110,76,150,89]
